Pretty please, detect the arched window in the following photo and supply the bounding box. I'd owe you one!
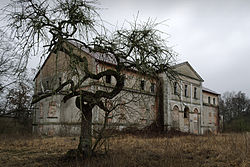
[172,105,179,128]
[194,108,198,113]
[184,106,189,118]
[173,105,179,111]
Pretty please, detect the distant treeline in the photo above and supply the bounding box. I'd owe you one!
[219,91,250,132]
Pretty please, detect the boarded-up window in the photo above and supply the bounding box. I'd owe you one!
[39,103,44,118]
[193,108,199,123]
[172,105,179,128]
[48,101,57,118]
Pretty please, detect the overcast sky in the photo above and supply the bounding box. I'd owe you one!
[1,0,250,97]
[98,0,250,97]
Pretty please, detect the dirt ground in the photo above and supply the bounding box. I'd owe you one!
[0,133,249,167]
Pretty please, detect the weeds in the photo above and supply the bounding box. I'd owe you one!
[0,133,249,167]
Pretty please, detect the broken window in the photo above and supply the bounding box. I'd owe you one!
[48,101,57,118]
[39,103,44,118]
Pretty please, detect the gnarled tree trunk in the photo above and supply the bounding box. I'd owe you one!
[75,96,93,158]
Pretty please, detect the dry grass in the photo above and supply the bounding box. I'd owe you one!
[0,133,249,167]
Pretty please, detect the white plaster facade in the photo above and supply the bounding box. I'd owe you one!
[32,43,219,136]
[161,62,219,134]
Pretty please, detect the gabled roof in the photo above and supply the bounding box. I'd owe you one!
[202,87,220,95]
[34,42,204,84]
[34,41,147,81]
[172,61,204,82]
[33,50,54,81]
[33,41,117,81]
[70,41,118,65]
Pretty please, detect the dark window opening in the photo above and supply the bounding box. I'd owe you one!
[141,80,145,90]
[47,117,58,119]
[59,77,62,85]
[46,81,49,90]
[150,83,155,93]
[184,106,189,118]
[184,85,188,97]
[208,96,211,104]
[174,82,177,94]
[106,75,111,84]
[194,87,197,99]
[213,98,216,105]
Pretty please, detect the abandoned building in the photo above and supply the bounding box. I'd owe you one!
[32,42,220,136]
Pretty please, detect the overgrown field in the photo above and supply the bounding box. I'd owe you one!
[0,133,249,167]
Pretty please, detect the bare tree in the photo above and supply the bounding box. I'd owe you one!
[0,30,17,92]
[0,29,28,115]
[5,74,32,119]
[4,0,177,158]
[220,91,250,122]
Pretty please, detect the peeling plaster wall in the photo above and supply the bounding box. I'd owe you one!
[32,45,219,136]
[162,63,203,134]
[33,95,81,136]
[33,46,158,136]
[201,91,219,134]
[33,84,157,136]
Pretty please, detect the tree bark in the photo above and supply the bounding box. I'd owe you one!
[75,96,93,158]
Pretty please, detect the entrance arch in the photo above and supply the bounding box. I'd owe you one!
[194,108,199,134]
[172,105,179,129]
[189,108,199,134]
[183,106,190,132]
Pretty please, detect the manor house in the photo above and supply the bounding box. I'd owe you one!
[32,42,220,135]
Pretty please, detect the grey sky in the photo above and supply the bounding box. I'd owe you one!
[99,0,250,97]
[1,0,250,97]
